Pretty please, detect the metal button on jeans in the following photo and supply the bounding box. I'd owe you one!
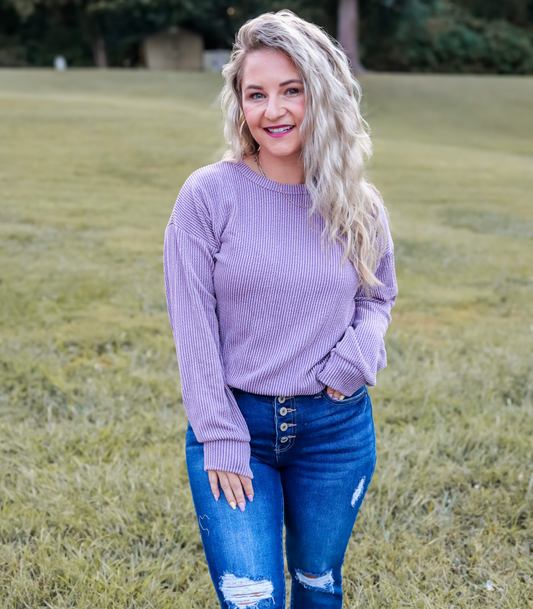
[278,396,286,404]
[280,422,288,432]
[280,436,289,443]
[279,407,288,416]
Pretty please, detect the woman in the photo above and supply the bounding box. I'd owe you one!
[163,9,398,609]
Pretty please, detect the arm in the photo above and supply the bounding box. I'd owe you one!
[317,211,398,397]
[163,176,253,478]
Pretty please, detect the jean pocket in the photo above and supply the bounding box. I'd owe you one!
[321,385,367,406]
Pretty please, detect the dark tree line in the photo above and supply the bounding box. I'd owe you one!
[1,0,533,73]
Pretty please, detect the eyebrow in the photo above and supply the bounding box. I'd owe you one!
[280,79,303,87]
[244,79,303,91]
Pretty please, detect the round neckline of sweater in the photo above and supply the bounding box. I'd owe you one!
[234,160,309,196]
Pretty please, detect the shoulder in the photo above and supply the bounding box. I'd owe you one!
[181,161,242,196]
[170,161,239,215]
[168,161,242,239]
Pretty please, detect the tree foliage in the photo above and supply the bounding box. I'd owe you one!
[1,0,532,72]
[451,0,533,28]
[359,0,533,74]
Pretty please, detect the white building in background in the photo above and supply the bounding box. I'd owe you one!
[203,50,231,72]
[143,27,203,70]
[54,56,67,71]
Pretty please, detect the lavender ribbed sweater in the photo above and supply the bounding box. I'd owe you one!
[163,160,398,478]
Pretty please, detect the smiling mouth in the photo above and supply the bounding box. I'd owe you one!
[264,125,295,134]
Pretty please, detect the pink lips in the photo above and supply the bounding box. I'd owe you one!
[263,124,295,138]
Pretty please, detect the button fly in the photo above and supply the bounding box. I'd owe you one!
[279,407,288,416]
[280,422,288,432]
[280,436,289,443]
[278,396,286,404]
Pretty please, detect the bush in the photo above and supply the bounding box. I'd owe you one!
[362,0,533,73]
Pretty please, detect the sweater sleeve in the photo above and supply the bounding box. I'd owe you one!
[316,205,398,397]
[163,175,253,478]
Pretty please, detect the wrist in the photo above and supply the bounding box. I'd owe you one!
[203,439,253,479]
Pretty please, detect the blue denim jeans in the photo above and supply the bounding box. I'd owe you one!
[185,384,377,609]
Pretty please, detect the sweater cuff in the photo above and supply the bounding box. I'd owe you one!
[316,351,367,397]
[203,439,253,479]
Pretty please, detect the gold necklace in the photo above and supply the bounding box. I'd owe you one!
[254,154,309,209]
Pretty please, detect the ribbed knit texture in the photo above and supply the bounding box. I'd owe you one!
[163,160,398,478]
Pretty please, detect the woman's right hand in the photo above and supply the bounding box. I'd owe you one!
[207,470,254,512]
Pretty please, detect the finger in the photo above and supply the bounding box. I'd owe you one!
[228,472,247,512]
[208,470,220,501]
[327,386,345,400]
[217,471,237,510]
[239,475,254,503]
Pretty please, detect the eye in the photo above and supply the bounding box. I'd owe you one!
[286,88,301,95]
[250,92,265,100]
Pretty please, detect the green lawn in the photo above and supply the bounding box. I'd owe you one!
[0,69,532,608]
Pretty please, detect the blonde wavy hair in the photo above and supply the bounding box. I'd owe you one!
[220,9,389,292]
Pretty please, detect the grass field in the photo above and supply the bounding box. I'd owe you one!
[0,69,532,608]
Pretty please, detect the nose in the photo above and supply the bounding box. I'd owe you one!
[264,95,286,122]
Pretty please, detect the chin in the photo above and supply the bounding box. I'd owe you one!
[259,142,301,158]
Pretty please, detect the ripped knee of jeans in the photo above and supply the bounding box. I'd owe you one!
[219,573,274,608]
[294,568,334,594]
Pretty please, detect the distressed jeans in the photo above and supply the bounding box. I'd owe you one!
[185,384,377,609]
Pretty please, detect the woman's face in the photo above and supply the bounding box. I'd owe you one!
[241,49,305,160]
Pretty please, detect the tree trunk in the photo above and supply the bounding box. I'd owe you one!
[337,0,365,73]
[91,35,108,68]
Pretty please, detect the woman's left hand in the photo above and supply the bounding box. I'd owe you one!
[326,386,345,400]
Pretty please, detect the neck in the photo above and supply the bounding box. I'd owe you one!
[256,149,305,185]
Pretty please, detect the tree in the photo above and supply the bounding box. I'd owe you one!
[450,0,533,27]
[337,0,365,73]
[4,0,190,67]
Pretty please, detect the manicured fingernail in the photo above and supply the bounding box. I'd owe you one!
[230,501,236,510]
[238,502,245,512]
[338,395,345,400]
[247,494,254,502]
[214,494,219,501]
